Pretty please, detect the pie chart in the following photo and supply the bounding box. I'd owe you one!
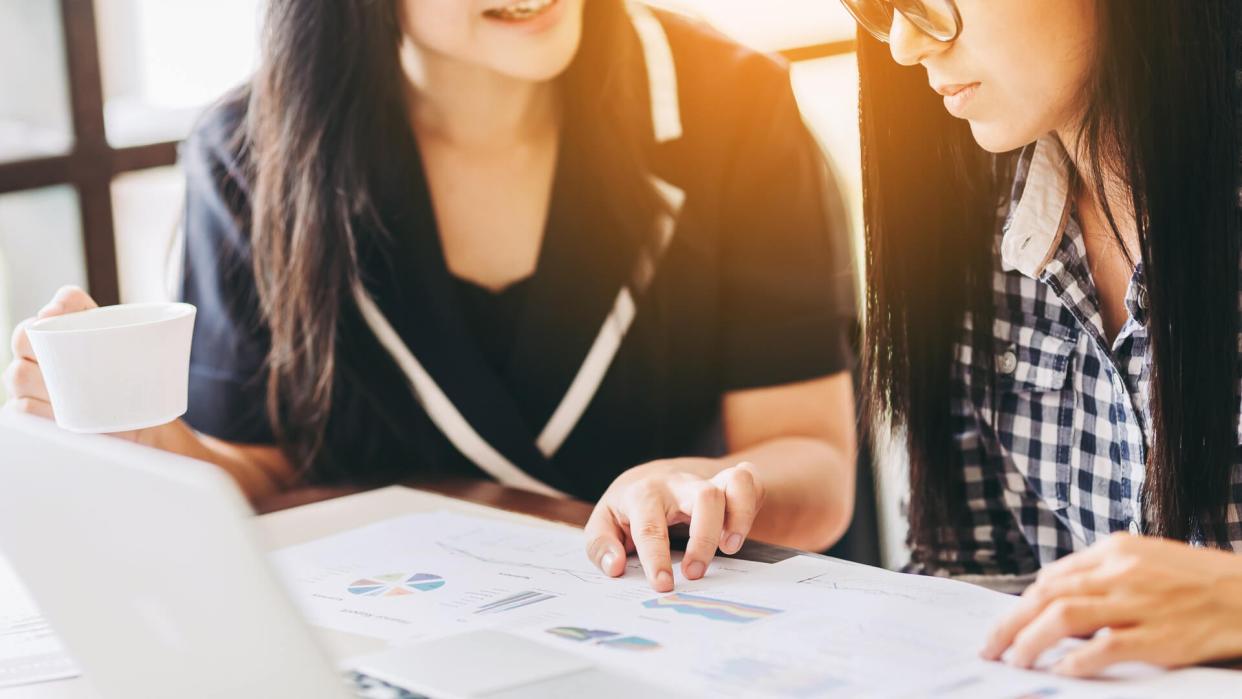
[347,573,446,597]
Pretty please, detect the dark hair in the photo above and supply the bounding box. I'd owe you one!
[246,0,655,476]
[860,1,1241,552]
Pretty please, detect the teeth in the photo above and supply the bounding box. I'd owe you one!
[484,0,555,20]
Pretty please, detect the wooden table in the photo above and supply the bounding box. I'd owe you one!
[255,478,596,526]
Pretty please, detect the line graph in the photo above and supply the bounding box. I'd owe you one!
[436,542,608,584]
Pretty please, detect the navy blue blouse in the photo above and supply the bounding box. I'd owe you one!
[178,10,856,499]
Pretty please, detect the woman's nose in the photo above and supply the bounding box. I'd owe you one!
[888,12,949,66]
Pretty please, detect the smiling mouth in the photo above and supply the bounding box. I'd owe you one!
[483,0,559,21]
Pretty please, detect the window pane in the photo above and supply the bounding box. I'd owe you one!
[112,166,184,303]
[97,0,263,147]
[0,1,74,162]
[646,0,856,52]
[0,186,87,397]
[791,53,862,254]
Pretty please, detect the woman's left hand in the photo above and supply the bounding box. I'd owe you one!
[584,459,764,592]
[981,533,1242,677]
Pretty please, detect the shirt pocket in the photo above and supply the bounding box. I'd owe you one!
[979,314,1079,511]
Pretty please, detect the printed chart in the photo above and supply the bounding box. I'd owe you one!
[474,591,557,615]
[545,627,661,651]
[347,573,446,597]
[641,592,782,624]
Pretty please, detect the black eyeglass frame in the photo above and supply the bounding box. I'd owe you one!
[839,0,963,44]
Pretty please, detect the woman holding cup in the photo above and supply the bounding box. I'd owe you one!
[4,0,859,592]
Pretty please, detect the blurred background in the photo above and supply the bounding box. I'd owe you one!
[0,0,906,565]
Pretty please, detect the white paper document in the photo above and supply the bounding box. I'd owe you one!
[271,512,1240,698]
[0,553,78,689]
[269,511,773,643]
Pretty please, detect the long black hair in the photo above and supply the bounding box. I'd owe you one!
[245,0,656,477]
[861,1,1241,553]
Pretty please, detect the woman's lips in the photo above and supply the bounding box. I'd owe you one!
[482,0,559,22]
[936,82,981,117]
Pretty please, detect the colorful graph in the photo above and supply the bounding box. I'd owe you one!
[347,573,445,597]
[547,627,621,642]
[474,590,557,615]
[598,635,661,651]
[641,593,782,624]
[545,627,661,651]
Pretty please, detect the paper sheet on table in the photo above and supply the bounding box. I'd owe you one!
[270,512,1239,698]
[0,553,78,689]
[269,511,775,643]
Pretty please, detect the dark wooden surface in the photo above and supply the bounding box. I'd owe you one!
[255,478,800,565]
[254,477,595,527]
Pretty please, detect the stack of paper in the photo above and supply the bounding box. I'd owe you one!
[270,511,1240,698]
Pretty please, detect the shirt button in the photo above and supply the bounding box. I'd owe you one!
[1128,520,1141,535]
[1137,288,1150,311]
[998,350,1018,375]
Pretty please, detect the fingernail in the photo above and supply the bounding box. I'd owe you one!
[601,552,617,574]
[656,570,673,591]
[725,534,743,553]
[685,561,705,579]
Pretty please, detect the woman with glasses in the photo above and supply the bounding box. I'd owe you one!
[844,0,1242,677]
[4,0,860,592]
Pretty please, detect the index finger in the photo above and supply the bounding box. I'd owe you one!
[981,572,1109,660]
[1007,596,1144,670]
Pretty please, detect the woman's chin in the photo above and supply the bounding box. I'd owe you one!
[494,53,578,82]
[967,120,1037,155]
[483,30,581,83]
[481,2,583,83]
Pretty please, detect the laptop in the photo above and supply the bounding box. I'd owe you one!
[0,413,675,699]
[0,412,357,698]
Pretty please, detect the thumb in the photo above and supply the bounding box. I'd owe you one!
[584,503,627,577]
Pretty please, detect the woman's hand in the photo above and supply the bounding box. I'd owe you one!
[584,459,764,592]
[3,287,120,426]
[3,285,175,446]
[4,286,294,500]
[981,533,1242,677]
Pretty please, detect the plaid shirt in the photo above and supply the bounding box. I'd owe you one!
[910,135,1242,577]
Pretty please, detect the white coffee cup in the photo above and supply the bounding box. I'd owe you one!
[26,303,197,433]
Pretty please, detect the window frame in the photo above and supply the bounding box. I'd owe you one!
[0,0,854,307]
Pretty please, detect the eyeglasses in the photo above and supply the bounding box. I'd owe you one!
[839,0,962,43]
